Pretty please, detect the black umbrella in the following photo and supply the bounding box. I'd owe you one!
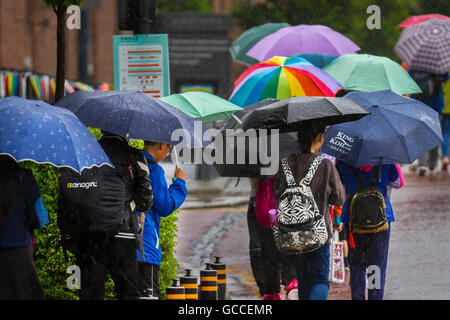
[241,96,370,133]
[214,99,300,178]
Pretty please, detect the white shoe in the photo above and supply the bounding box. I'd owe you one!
[409,160,418,171]
[287,289,298,300]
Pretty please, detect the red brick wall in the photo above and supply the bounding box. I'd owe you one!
[0,0,250,86]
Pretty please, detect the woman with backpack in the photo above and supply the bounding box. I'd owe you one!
[335,161,403,300]
[273,121,346,300]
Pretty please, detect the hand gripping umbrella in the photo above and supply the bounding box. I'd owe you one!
[0,96,112,173]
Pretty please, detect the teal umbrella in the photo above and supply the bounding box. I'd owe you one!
[323,53,422,95]
[229,22,291,65]
[159,91,242,123]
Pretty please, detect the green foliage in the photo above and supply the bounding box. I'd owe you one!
[158,210,180,300]
[20,161,77,300]
[154,0,212,32]
[231,0,423,61]
[41,0,86,8]
[19,129,178,300]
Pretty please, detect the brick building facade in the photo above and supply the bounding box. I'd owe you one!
[0,0,251,87]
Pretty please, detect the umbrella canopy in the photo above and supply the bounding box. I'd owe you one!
[394,19,450,74]
[240,96,370,133]
[229,56,343,107]
[398,14,450,29]
[0,96,112,173]
[246,24,360,62]
[55,90,204,147]
[323,53,422,94]
[322,90,443,167]
[229,22,291,65]
[214,99,299,178]
[159,91,242,123]
[288,53,338,68]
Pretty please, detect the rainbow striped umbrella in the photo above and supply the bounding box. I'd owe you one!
[229,56,342,107]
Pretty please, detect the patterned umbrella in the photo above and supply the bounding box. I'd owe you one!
[398,14,450,29]
[246,24,360,62]
[394,19,450,74]
[0,96,112,173]
[229,56,343,107]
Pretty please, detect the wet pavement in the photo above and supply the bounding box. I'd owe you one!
[173,165,450,300]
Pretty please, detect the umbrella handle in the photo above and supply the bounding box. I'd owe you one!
[232,114,243,125]
[173,145,180,167]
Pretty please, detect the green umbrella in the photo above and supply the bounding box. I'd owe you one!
[229,22,291,65]
[159,91,242,123]
[323,53,422,95]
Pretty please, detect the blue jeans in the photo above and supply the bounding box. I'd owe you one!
[292,243,330,300]
[348,225,391,300]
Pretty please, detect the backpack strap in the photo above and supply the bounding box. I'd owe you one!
[300,156,324,187]
[280,158,298,188]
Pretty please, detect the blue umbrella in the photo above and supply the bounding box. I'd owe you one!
[55,91,204,147]
[0,96,112,173]
[288,53,338,68]
[322,90,443,167]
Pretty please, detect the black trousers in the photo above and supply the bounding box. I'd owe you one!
[137,262,160,298]
[0,246,44,300]
[247,197,296,296]
[75,237,140,300]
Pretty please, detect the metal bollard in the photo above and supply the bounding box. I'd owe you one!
[210,256,226,300]
[199,263,218,300]
[166,279,185,300]
[139,287,159,300]
[180,269,198,300]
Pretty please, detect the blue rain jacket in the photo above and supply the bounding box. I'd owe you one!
[0,169,49,248]
[335,161,399,224]
[137,151,187,265]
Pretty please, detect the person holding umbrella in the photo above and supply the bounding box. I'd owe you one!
[409,70,449,175]
[0,156,49,300]
[137,141,188,299]
[273,120,346,300]
[322,90,443,299]
[0,96,114,300]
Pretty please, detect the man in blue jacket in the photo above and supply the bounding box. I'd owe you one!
[137,141,188,298]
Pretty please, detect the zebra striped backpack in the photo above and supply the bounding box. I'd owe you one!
[273,156,328,254]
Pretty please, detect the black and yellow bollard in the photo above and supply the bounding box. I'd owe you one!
[180,269,198,300]
[199,263,218,300]
[166,279,185,300]
[210,256,227,300]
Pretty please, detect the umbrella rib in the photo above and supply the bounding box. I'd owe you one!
[376,108,414,163]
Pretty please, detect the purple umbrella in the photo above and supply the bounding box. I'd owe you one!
[247,24,360,62]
